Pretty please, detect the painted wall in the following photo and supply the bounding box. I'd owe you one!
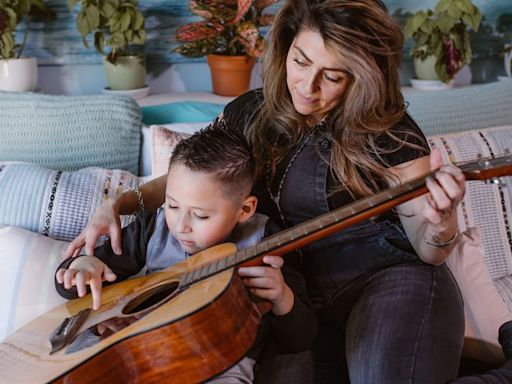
[16,0,512,95]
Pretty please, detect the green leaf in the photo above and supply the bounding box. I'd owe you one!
[109,14,121,32]
[437,14,456,34]
[416,34,429,47]
[447,3,462,20]
[85,4,100,31]
[132,29,145,44]
[434,0,451,13]
[94,31,105,54]
[125,29,133,42]
[132,10,144,30]
[4,7,18,29]
[471,10,481,31]
[108,31,126,49]
[404,11,428,37]
[102,1,116,18]
[419,19,434,34]
[0,30,15,59]
[77,10,91,37]
[119,11,131,32]
[455,0,472,14]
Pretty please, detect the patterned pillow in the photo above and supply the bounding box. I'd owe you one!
[0,225,68,341]
[150,124,211,177]
[0,162,140,242]
[427,126,512,280]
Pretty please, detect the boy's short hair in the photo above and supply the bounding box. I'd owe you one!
[169,119,255,201]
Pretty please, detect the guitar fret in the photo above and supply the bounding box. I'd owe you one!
[181,272,191,286]
[191,268,201,282]
[226,254,237,268]
[207,261,216,276]
[235,251,244,264]
[237,249,248,264]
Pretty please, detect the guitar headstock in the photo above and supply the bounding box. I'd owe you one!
[459,153,512,181]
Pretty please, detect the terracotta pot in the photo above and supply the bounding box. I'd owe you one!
[207,54,255,96]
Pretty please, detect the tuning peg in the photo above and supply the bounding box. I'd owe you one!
[485,177,506,186]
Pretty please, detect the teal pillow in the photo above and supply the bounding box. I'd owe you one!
[0,92,142,174]
[141,101,225,125]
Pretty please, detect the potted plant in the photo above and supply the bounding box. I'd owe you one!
[404,0,481,84]
[174,0,277,96]
[0,0,54,92]
[69,0,147,91]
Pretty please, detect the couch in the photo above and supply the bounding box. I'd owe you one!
[1,80,512,374]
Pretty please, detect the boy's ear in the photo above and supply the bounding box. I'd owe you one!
[238,195,258,224]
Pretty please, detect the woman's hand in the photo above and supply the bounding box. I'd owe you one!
[423,148,465,236]
[237,255,294,316]
[62,199,122,260]
[56,256,117,310]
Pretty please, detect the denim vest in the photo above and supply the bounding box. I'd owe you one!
[258,131,420,301]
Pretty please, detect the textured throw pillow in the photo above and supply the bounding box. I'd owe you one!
[446,228,512,363]
[0,162,139,241]
[427,126,512,281]
[150,124,216,178]
[405,80,512,136]
[141,101,224,125]
[0,226,68,341]
[0,92,142,175]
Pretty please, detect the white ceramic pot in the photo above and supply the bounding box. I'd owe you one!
[103,54,146,91]
[0,57,38,92]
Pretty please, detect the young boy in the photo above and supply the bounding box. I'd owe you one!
[55,121,317,383]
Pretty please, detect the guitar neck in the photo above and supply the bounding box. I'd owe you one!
[179,170,434,288]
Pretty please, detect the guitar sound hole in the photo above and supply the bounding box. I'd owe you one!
[123,281,180,315]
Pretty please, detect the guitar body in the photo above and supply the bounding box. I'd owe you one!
[0,243,261,384]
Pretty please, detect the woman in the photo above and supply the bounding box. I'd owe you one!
[64,1,466,382]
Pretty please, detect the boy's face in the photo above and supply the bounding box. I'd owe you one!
[165,163,255,254]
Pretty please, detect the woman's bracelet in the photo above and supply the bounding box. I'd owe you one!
[125,187,144,217]
[424,230,459,248]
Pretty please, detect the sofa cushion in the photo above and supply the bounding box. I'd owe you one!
[0,92,142,174]
[0,225,68,341]
[405,80,512,136]
[0,162,139,242]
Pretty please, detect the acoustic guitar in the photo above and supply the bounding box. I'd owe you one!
[0,154,511,384]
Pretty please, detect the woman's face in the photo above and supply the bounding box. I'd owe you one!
[286,29,350,122]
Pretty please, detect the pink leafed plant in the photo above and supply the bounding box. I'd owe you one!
[174,0,277,58]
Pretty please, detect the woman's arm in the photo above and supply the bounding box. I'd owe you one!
[389,148,465,265]
[62,175,167,259]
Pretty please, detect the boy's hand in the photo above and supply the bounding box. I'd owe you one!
[237,255,294,316]
[56,256,117,310]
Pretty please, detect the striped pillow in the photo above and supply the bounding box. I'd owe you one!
[427,125,512,280]
[0,163,140,242]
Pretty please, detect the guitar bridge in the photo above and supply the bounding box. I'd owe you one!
[49,308,91,354]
